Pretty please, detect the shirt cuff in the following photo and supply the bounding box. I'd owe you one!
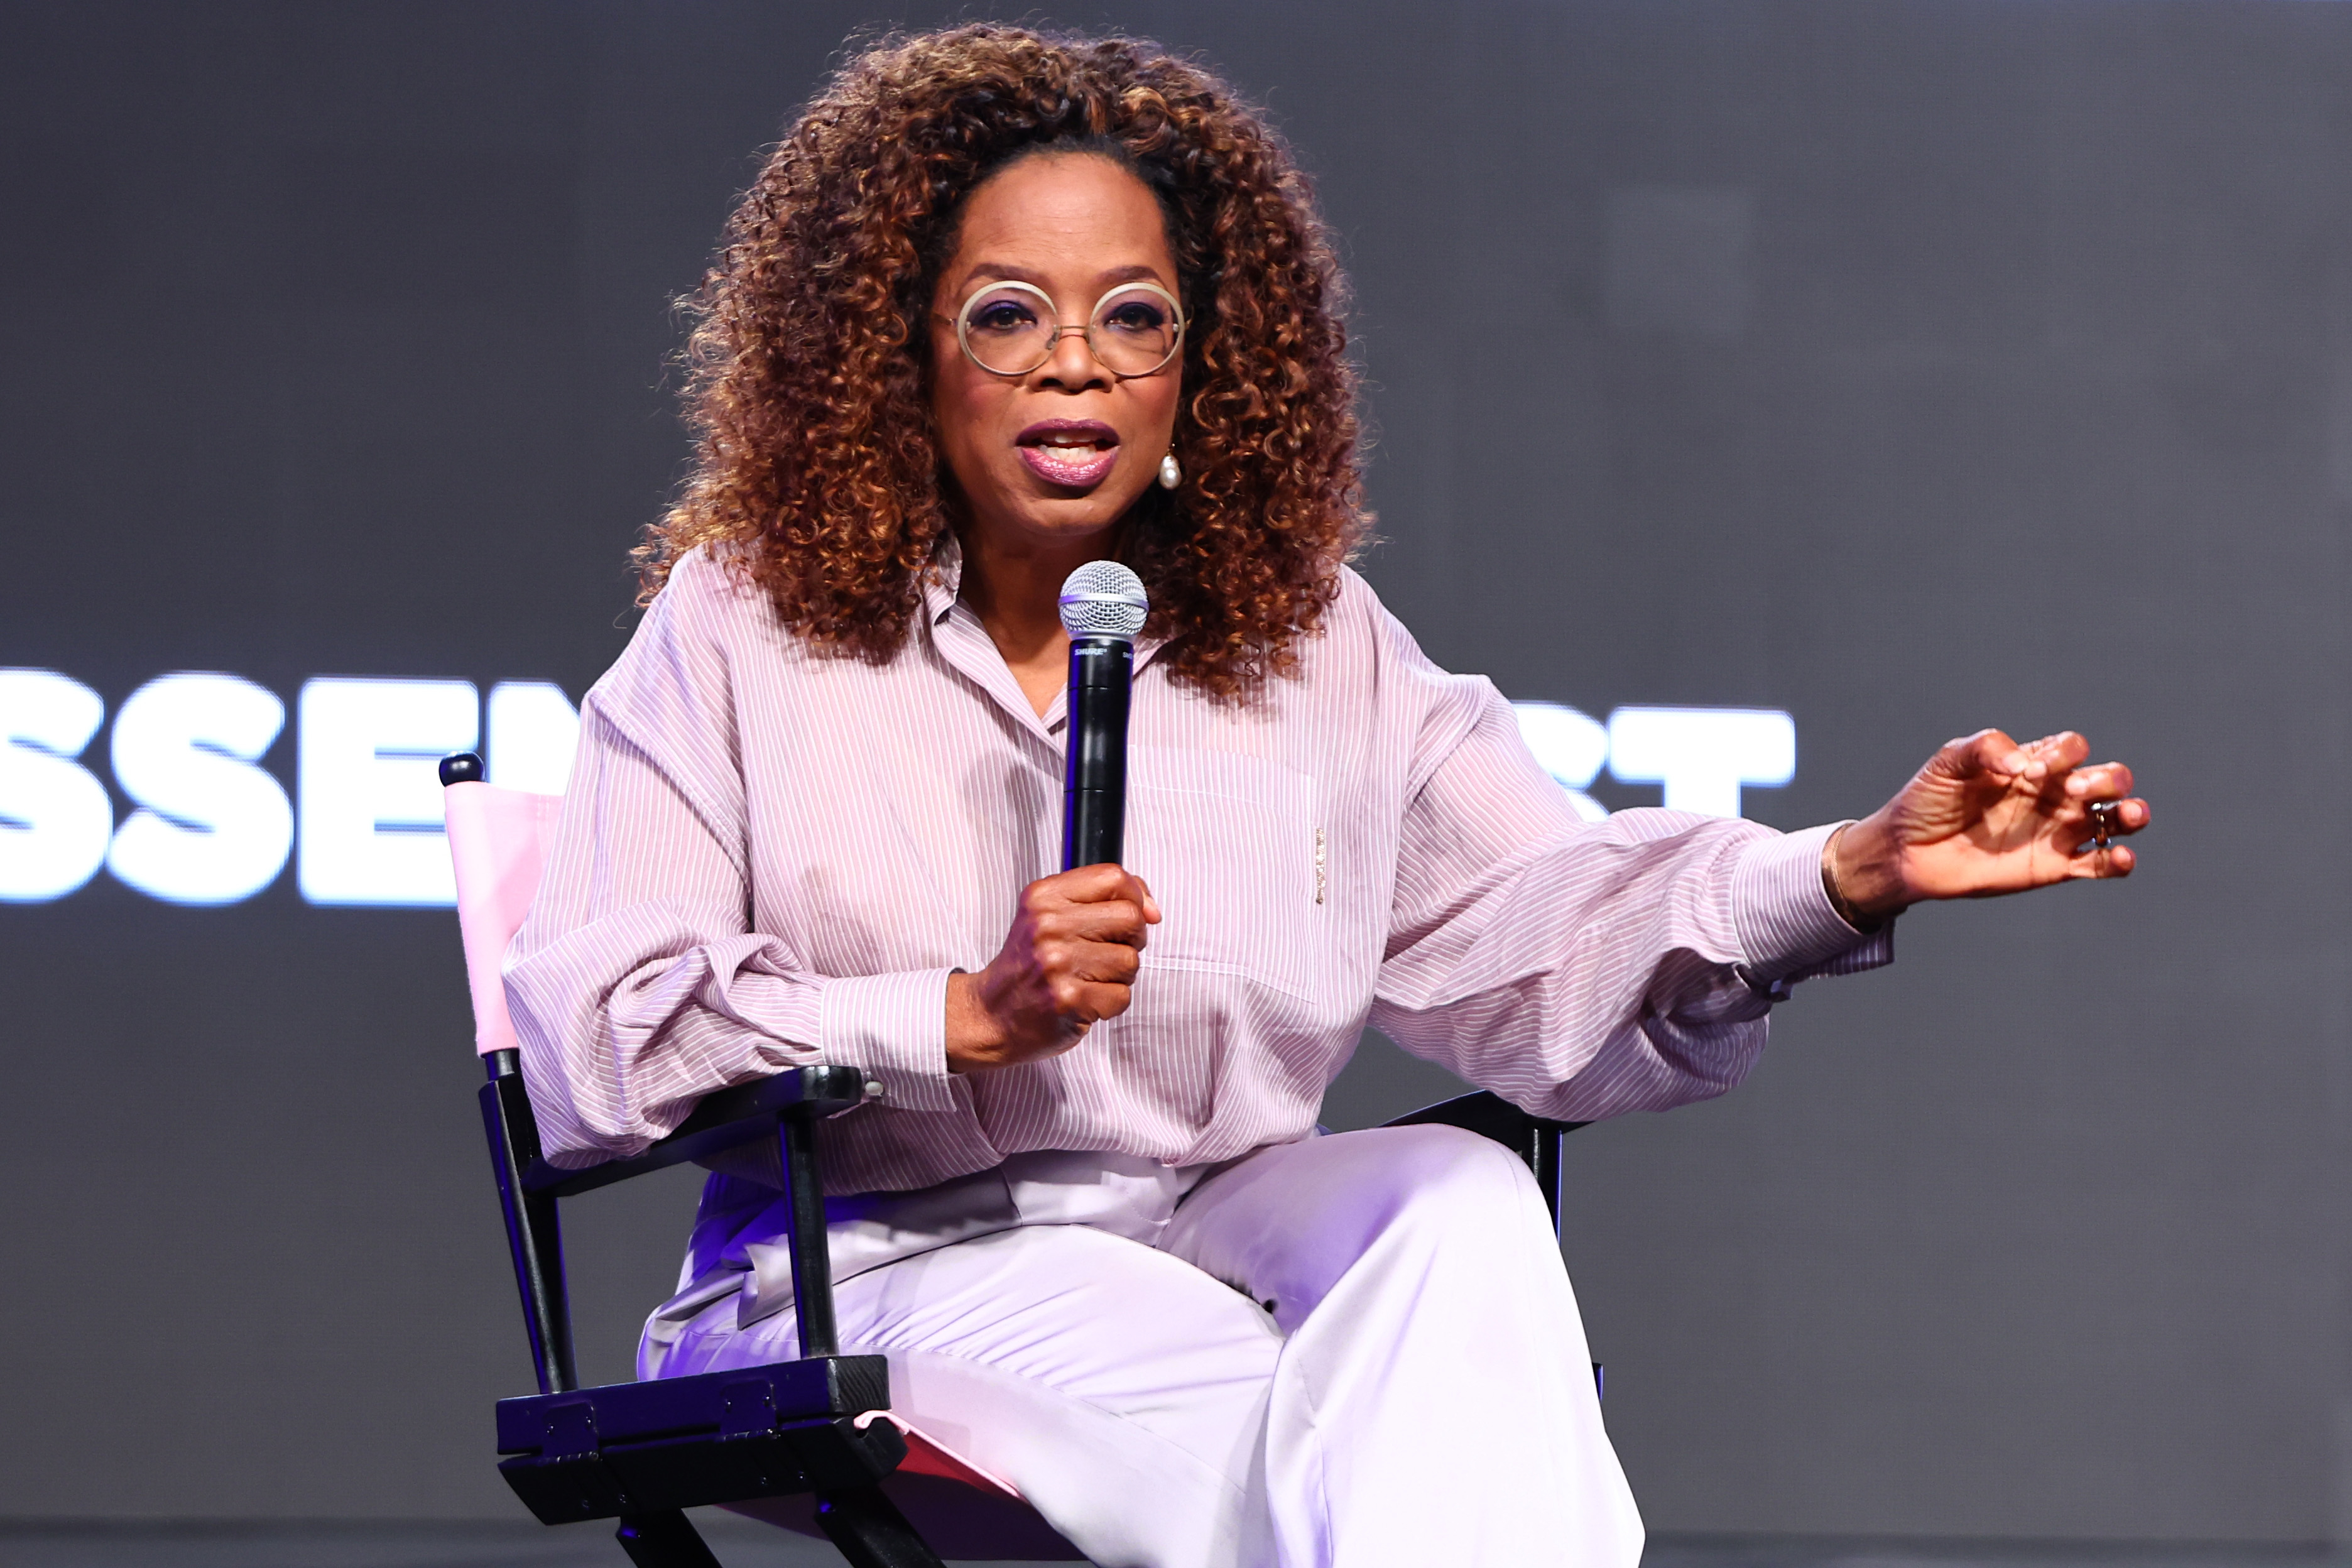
[1729,822,1893,984]
[819,969,959,1113]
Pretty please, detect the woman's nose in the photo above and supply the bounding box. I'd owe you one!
[1037,323,1111,391]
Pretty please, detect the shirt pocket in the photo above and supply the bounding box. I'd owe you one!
[1124,746,1327,1001]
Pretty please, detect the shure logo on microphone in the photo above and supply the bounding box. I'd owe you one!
[0,669,1793,908]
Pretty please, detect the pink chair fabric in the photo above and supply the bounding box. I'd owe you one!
[444,781,565,1057]
[442,781,1069,1558]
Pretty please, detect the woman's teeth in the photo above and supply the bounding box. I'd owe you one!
[1020,438,1118,487]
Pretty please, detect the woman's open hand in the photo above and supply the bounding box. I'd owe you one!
[1831,729,2150,920]
[945,864,1162,1072]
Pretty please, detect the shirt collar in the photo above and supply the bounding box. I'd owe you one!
[922,530,1168,675]
[921,531,964,626]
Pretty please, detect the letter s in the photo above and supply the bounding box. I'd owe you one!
[106,673,293,905]
[0,668,113,902]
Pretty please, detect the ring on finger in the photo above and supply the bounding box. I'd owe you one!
[2087,800,2121,851]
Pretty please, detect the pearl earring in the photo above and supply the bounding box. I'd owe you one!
[1158,453,1182,490]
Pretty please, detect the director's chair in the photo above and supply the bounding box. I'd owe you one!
[440,751,1585,1567]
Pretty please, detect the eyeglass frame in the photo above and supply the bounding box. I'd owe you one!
[945,278,1188,380]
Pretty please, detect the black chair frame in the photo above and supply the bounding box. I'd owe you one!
[447,754,1586,1568]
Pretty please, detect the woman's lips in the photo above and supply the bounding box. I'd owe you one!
[1019,443,1120,487]
[1017,420,1121,489]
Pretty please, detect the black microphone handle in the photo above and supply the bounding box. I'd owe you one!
[1062,636,1133,870]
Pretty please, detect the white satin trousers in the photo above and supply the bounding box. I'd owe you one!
[641,1124,1643,1567]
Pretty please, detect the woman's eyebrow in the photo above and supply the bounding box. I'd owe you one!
[956,262,1051,292]
[954,261,1174,295]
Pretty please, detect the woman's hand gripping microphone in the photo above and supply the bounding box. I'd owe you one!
[945,864,1162,1072]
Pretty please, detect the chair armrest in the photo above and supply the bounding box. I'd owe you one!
[1381,1088,1584,1144]
[521,1063,872,1199]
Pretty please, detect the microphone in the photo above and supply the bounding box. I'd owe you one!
[1057,560,1149,870]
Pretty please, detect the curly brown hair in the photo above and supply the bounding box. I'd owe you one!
[636,24,1369,701]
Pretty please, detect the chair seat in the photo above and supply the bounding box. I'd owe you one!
[494,1356,1084,1558]
[496,1356,902,1523]
[497,1354,891,1456]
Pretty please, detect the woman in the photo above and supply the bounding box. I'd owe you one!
[508,24,2147,1568]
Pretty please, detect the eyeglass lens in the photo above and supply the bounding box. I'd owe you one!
[961,283,1181,377]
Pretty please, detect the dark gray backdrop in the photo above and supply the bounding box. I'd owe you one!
[1,0,2341,1542]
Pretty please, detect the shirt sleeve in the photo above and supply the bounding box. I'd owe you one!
[1366,640,1891,1123]
[504,553,959,1171]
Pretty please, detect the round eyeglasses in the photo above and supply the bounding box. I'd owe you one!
[950,279,1186,379]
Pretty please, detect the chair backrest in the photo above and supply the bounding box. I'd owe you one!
[444,776,565,1057]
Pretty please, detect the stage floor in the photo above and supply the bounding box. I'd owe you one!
[0,1523,2343,1568]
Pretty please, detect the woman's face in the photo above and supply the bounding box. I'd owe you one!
[928,153,1184,558]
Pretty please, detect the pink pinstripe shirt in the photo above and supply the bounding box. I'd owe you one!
[508,543,1890,1196]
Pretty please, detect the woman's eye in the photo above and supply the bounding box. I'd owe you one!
[1101,302,1169,333]
[971,301,1037,332]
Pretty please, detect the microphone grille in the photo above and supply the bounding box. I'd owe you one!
[1057,560,1149,642]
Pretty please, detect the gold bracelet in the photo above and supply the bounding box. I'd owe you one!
[1822,824,1888,934]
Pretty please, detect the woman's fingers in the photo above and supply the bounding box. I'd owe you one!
[1044,866,1161,915]
[1941,728,2027,778]
[2113,797,2151,832]
[2049,755,2146,843]
[1025,868,1159,946]
[1066,971,1143,1020]
[2061,761,2135,800]
[2065,797,2151,845]
[1042,932,1144,984]
[1938,729,2107,790]
[2066,839,2138,878]
[1051,862,1140,902]
[1036,941,1145,1037]
[2049,795,2150,886]
[1952,728,2091,783]
[1047,898,1155,947]
[2013,731,2089,781]
[1939,727,2076,788]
